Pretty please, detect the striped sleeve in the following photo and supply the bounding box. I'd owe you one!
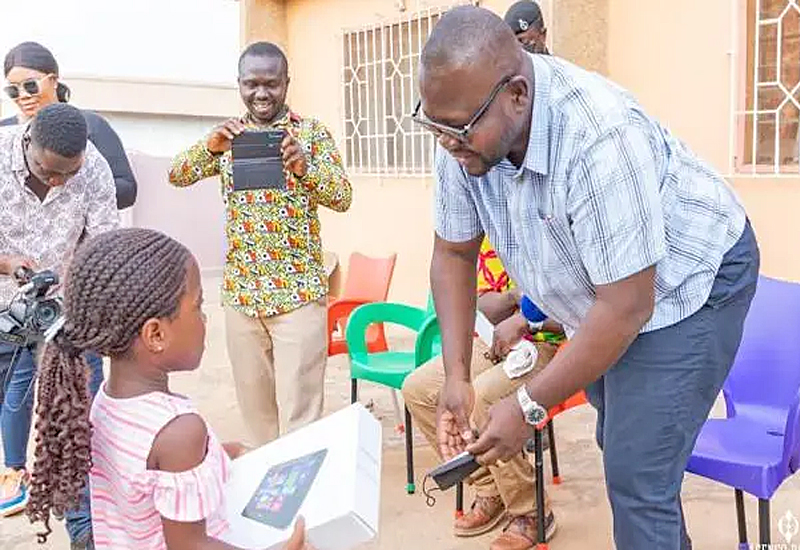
[152,443,230,523]
[433,145,482,243]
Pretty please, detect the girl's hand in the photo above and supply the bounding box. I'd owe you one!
[222,441,251,460]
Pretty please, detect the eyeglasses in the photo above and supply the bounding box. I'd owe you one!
[3,75,52,100]
[411,75,514,142]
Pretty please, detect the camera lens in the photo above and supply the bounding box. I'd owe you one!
[34,300,61,330]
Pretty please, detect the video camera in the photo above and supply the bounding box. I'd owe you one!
[0,267,63,347]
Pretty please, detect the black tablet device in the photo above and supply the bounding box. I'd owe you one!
[231,129,286,191]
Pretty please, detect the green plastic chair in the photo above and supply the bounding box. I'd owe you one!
[345,297,440,493]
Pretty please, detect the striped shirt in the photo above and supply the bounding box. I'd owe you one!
[434,54,747,334]
[90,387,230,549]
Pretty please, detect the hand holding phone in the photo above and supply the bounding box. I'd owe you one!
[206,118,247,154]
[281,131,307,178]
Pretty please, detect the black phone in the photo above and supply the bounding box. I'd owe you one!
[427,451,481,491]
[231,129,286,192]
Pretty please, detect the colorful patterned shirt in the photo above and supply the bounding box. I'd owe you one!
[168,109,352,317]
[476,236,515,295]
[0,125,119,309]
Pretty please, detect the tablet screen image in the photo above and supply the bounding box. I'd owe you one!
[241,448,328,530]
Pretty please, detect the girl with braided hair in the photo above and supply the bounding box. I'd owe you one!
[27,228,311,550]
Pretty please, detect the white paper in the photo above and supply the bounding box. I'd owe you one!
[474,311,494,348]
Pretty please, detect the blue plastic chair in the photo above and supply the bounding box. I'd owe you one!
[687,276,800,548]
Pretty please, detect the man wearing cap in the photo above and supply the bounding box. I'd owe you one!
[504,1,549,54]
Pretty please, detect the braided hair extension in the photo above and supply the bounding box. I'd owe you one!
[26,228,192,542]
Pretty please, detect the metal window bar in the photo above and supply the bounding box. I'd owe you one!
[341,3,470,177]
[733,0,800,176]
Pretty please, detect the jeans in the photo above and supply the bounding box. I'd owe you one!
[0,343,103,546]
[585,220,759,549]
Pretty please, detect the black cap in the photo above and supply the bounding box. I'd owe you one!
[504,1,545,35]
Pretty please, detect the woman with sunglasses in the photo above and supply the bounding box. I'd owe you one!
[1,41,137,210]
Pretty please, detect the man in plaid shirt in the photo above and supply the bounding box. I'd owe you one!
[415,6,759,549]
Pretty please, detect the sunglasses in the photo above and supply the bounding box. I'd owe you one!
[411,75,514,142]
[3,74,53,100]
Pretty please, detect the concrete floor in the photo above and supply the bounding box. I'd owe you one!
[1,290,799,549]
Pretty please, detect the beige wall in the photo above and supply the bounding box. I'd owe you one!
[607,0,800,282]
[264,0,609,305]
[242,0,795,306]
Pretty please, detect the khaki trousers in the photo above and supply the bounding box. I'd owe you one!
[402,339,556,516]
[224,300,328,445]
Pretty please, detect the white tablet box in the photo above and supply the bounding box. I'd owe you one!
[219,403,382,550]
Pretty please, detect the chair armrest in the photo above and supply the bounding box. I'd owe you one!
[345,302,427,358]
[414,314,441,366]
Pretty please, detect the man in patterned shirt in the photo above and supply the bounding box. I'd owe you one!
[0,103,119,547]
[416,7,759,549]
[169,42,352,445]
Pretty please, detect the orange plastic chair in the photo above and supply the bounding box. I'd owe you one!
[328,252,397,357]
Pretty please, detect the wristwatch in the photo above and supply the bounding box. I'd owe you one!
[517,385,548,426]
[527,319,544,333]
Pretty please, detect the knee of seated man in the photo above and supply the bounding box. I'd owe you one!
[401,362,440,409]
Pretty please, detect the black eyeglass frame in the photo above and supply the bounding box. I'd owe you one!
[411,74,515,142]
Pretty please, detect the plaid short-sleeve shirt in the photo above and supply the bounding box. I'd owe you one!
[434,55,747,334]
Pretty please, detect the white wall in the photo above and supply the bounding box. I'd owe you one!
[0,0,240,85]
[98,112,225,158]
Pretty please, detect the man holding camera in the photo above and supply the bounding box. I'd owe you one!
[0,103,118,548]
[169,42,351,446]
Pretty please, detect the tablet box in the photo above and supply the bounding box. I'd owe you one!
[219,403,382,550]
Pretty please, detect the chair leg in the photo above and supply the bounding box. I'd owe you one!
[758,498,770,545]
[404,407,415,494]
[735,489,748,549]
[533,429,548,550]
[546,420,560,485]
[455,482,464,518]
[350,379,358,404]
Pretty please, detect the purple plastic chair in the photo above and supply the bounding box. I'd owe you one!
[687,276,800,548]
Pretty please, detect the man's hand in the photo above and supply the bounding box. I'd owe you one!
[466,392,533,466]
[488,313,528,362]
[206,118,247,154]
[0,256,36,280]
[282,132,308,178]
[437,378,476,460]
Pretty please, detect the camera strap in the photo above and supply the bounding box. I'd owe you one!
[44,316,65,343]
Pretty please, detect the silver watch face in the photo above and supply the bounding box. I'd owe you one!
[526,406,547,425]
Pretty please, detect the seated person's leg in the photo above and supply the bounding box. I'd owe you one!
[402,339,506,537]
[471,342,559,548]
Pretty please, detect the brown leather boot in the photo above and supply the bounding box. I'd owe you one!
[489,511,557,550]
[453,494,506,537]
